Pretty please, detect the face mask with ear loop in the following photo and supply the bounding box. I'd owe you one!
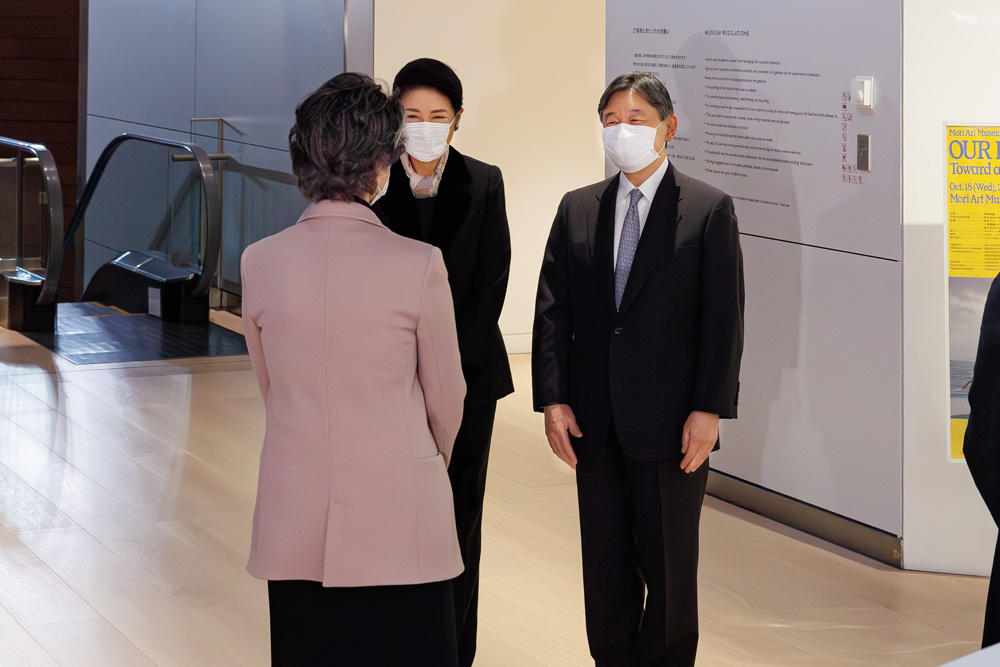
[601,118,667,173]
[370,170,390,204]
[369,126,405,204]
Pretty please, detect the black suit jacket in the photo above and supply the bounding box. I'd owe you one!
[375,147,514,405]
[532,164,745,461]
[965,273,1000,526]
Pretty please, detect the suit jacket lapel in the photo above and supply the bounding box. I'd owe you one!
[429,147,472,250]
[594,177,619,315]
[618,164,680,316]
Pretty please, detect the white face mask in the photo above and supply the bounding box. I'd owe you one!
[601,120,666,173]
[370,170,390,204]
[404,118,454,162]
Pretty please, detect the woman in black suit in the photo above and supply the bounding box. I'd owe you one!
[965,272,1000,648]
[374,57,514,667]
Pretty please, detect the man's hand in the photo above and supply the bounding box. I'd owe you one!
[544,404,581,469]
[680,411,718,474]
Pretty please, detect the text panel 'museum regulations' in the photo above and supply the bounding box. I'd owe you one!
[607,1,901,259]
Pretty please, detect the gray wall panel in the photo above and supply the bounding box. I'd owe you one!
[85,1,353,293]
[608,0,904,535]
[345,0,374,74]
[193,138,305,292]
[193,1,346,151]
[715,236,902,533]
[86,116,193,176]
[87,0,197,131]
[82,124,207,286]
[83,117,203,287]
[606,0,902,260]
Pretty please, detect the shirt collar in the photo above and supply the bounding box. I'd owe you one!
[296,199,384,227]
[617,156,670,205]
[401,147,450,198]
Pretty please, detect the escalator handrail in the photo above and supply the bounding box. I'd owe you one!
[60,133,222,303]
[0,136,65,306]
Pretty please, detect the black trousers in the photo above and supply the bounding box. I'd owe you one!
[447,400,498,667]
[985,537,1000,647]
[268,579,458,666]
[575,427,709,667]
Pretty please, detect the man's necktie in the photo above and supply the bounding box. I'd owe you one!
[615,188,643,310]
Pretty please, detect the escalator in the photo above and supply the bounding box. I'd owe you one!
[0,137,64,331]
[0,133,247,363]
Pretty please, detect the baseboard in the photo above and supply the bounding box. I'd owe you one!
[707,469,903,568]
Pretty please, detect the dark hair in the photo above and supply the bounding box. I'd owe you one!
[289,72,405,202]
[598,72,674,121]
[392,58,463,114]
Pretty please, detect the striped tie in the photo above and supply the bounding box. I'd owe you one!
[615,188,643,309]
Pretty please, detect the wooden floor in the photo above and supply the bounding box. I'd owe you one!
[0,322,988,665]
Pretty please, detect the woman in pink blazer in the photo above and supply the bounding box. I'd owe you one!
[240,72,466,666]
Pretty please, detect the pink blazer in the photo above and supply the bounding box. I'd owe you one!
[241,200,466,587]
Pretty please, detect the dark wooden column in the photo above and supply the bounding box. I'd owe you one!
[0,0,83,301]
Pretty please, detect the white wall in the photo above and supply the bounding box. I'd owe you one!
[902,0,999,574]
[374,0,606,352]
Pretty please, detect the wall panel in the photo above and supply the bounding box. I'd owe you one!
[607,0,904,536]
[716,237,902,533]
[86,0,197,131]
[85,0,348,293]
[194,1,344,152]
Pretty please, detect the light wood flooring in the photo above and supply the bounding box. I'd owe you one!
[0,322,988,665]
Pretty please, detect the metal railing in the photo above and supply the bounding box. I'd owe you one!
[0,136,65,306]
[62,133,222,301]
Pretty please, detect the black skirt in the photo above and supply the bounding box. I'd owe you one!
[267,578,459,666]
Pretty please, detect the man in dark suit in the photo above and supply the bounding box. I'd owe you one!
[532,73,744,667]
[964,272,1000,648]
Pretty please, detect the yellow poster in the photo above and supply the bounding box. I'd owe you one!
[947,125,1000,460]
[947,126,1000,278]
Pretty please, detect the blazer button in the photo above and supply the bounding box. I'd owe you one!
[613,327,623,335]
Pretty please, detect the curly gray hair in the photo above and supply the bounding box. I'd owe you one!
[289,72,405,202]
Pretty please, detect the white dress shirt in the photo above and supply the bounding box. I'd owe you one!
[613,157,670,269]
